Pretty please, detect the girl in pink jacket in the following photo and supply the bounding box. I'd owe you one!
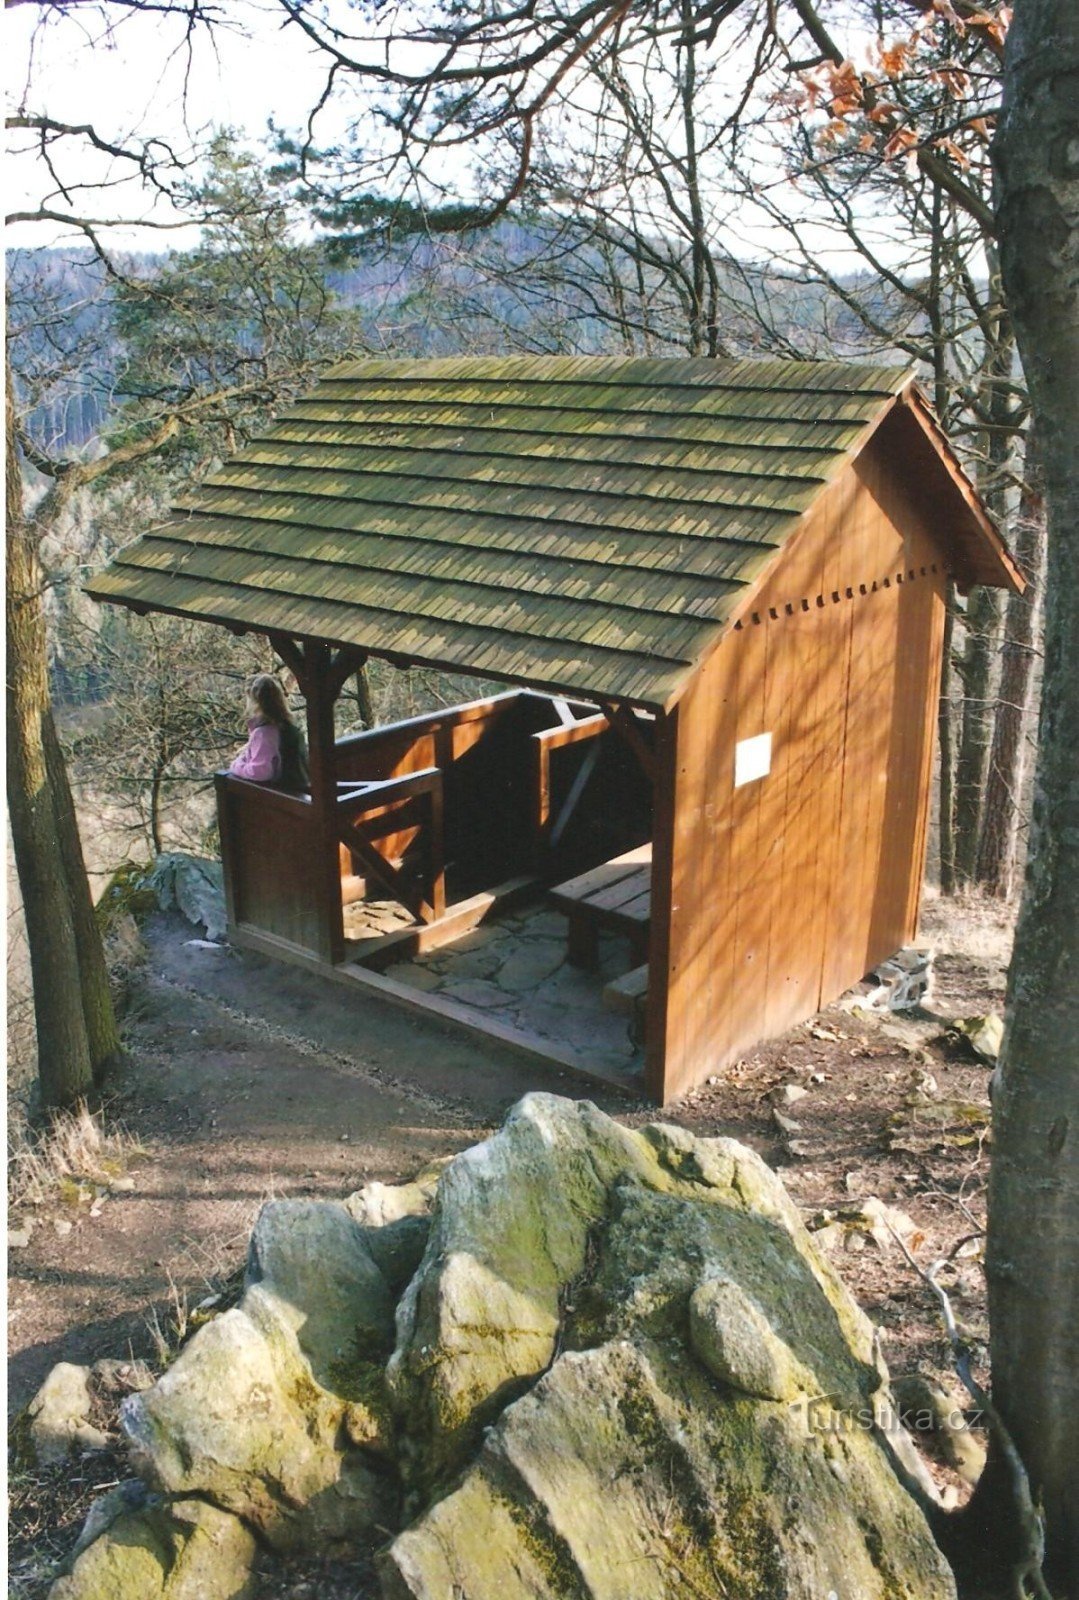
[229,675,309,791]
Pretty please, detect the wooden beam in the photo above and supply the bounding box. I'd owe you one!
[267,631,307,686]
[598,699,657,783]
[644,706,678,1104]
[425,766,447,921]
[346,875,536,969]
[532,714,607,753]
[550,742,601,847]
[303,641,346,965]
[337,767,445,925]
[531,735,551,868]
[339,827,440,925]
[337,768,442,813]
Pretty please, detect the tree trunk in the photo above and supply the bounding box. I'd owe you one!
[354,664,376,729]
[149,758,166,858]
[6,387,95,1111]
[974,454,1045,897]
[952,582,1001,882]
[42,711,123,1083]
[955,306,1018,885]
[985,1,1079,1584]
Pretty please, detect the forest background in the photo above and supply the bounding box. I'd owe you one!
[7,0,1075,1591]
[7,0,1041,1099]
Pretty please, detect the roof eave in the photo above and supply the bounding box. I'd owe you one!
[899,382,1026,596]
[81,582,673,714]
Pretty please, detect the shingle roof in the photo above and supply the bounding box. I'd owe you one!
[85,356,954,707]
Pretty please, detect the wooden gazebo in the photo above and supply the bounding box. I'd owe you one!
[87,357,1021,1103]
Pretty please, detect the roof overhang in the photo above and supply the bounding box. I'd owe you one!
[895,383,1025,595]
[83,357,1022,715]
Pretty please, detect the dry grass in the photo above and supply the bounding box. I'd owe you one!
[144,1271,192,1367]
[8,1102,145,1212]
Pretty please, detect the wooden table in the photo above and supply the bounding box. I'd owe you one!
[548,843,651,969]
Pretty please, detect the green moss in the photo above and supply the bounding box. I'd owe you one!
[487,1475,591,1599]
[288,1366,327,1419]
[95,863,156,931]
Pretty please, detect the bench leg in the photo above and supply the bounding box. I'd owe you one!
[567,916,600,971]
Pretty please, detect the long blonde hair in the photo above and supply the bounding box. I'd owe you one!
[246,673,296,729]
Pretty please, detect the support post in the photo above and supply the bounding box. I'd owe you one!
[301,640,346,965]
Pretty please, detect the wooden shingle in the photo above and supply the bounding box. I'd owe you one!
[86,356,1015,708]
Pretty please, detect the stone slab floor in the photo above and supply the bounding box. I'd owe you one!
[344,898,645,1088]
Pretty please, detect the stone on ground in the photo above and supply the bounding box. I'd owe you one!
[50,1495,256,1600]
[120,1199,406,1549]
[24,1363,111,1465]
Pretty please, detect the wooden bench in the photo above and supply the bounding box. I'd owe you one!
[548,844,651,969]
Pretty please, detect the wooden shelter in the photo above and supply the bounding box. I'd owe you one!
[87,357,1022,1103]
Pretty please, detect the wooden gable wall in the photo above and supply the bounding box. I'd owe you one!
[647,416,949,1102]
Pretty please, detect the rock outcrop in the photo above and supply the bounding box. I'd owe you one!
[52,1095,957,1600]
[121,1199,405,1550]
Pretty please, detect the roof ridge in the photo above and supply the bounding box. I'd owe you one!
[325,355,914,393]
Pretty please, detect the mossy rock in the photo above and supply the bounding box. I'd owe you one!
[382,1095,955,1599]
[48,1496,257,1600]
[122,1200,403,1551]
[77,1095,956,1600]
[384,1339,955,1600]
[94,863,157,931]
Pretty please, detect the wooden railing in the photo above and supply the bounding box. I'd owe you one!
[215,687,634,965]
[530,714,609,862]
[337,768,445,924]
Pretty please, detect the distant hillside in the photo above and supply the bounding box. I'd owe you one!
[8,227,892,457]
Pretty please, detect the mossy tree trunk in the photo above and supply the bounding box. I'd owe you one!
[986,1,1079,1585]
[937,586,958,894]
[353,664,376,729]
[954,314,1015,886]
[5,380,110,1109]
[953,583,1001,883]
[974,451,1045,898]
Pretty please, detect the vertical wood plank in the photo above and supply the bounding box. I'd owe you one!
[656,436,955,1101]
[645,707,679,1100]
[302,640,346,965]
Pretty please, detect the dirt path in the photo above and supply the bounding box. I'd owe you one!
[9,910,625,1416]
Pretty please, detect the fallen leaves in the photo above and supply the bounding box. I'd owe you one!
[884,1095,992,1156]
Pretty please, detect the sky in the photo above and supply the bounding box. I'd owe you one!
[6,1,340,248]
[4,0,921,274]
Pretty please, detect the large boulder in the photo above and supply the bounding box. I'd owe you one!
[382,1100,955,1599]
[120,1199,407,1549]
[56,1095,956,1600]
[386,1097,668,1491]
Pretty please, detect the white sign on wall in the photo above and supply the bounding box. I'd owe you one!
[734,732,773,788]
